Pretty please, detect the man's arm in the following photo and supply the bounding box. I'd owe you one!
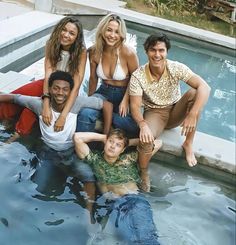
[182,74,211,135]
[0,94,15,103]
[130,95,154,143]
[71,96,104,114]
[0,94,41,115]
[187,74,211,114]
[73,132,106,159]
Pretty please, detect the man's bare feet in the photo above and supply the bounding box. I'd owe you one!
[139,168,150,192]
[182,142,197,167]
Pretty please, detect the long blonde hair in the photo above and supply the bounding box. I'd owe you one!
[46,17,86,76]
[94,14,127,57]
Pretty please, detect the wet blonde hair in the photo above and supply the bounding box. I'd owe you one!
[46,16,86,76]
[94,14,127,57]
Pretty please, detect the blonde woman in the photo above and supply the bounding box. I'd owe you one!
[76,14,139,135]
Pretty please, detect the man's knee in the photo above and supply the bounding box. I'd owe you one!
[186,88,197,101]
[137,141,154,154]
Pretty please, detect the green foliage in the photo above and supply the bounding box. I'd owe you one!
[125,0,133,8]
[124,0,235,37]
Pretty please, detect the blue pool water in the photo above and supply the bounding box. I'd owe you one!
[0,135,235,245]
[127,25,236,142]
[0,18,235,245]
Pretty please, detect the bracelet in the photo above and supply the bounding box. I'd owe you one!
[41,93,51,100]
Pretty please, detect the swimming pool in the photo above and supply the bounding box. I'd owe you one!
[0,16,235,245]
[0,134,235,245]
[126,23,236,143]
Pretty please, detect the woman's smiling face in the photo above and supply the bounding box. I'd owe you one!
[103,20,121,47]
[60,22,78,50]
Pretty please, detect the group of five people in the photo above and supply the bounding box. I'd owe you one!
[0,13,210,244]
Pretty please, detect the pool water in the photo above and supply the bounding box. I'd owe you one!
[1,19,235,245]
[127,25,236,142]
[0,132,235,245]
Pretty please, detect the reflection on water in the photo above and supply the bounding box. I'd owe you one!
[149,162,236,245]
[0,134,235,245]
[127,28,236,142]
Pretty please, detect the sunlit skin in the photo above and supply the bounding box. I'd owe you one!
[49,80,71,112]
[103,20,121,48]
[60,22,78,51]
[103,135,125,163]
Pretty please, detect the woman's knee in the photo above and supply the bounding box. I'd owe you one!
[76,108,101,132]
[78,108,100,122]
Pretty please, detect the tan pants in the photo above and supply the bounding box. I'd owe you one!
[138,89,196,153]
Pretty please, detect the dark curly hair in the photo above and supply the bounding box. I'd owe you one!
[48,70,74,90]
[144,33,171,52]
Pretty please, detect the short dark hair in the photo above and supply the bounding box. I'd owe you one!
[107,128,129,148]
[48,71,74,90]
[144,33,171,52]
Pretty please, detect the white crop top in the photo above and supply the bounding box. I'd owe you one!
[96,54,128,81]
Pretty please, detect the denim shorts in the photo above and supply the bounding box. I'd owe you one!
[94,82,127,113]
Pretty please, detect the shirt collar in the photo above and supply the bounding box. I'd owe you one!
[145,62,168,82]
[145,63,155,83]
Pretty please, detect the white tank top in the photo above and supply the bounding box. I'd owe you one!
[39,110,77,151]
[56,50,70,72]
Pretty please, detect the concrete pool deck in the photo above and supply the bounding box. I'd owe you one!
[0,1,235,183]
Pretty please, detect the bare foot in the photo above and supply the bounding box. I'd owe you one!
[139,168,150,192]
[5,132,20,144]
[152,139,162,156]
[182,142,197,167]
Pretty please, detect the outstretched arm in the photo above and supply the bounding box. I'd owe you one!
[74,132,106,159]
[0,94,14,103]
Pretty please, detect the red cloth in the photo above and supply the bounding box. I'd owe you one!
[0,79,44,135]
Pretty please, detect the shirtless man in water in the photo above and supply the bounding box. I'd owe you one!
[129,33,211,191]
[74,128,161,244]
